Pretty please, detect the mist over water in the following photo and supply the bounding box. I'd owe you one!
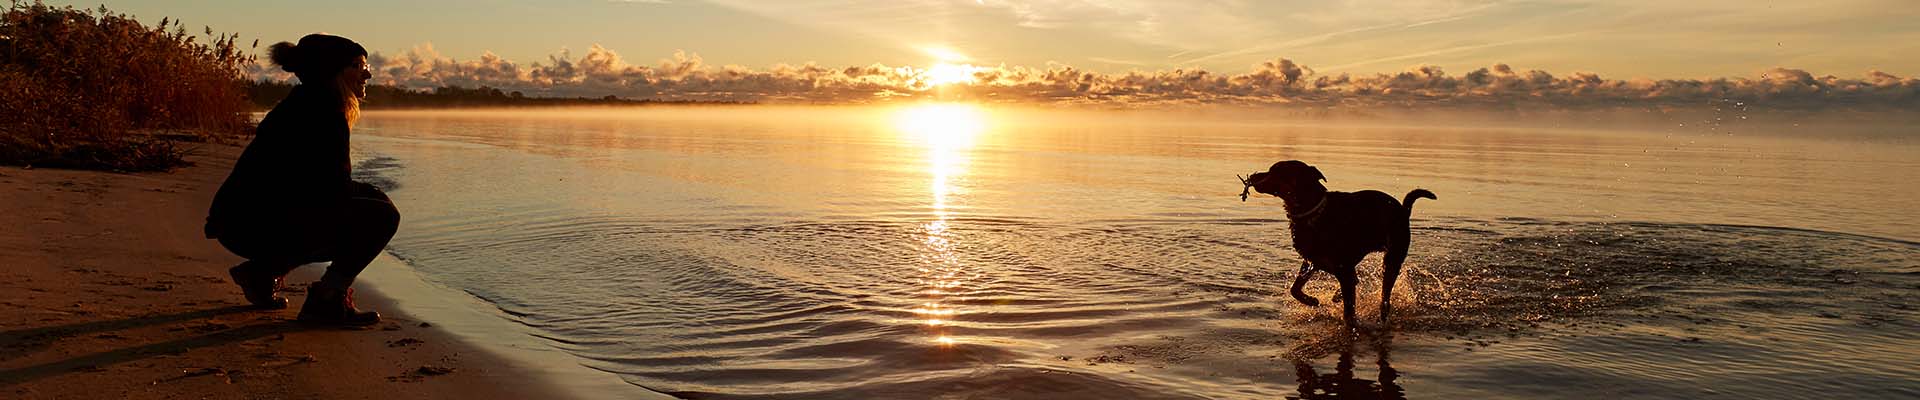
[349,107,1917,399]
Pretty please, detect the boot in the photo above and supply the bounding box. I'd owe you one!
[297,282,380,326]
[228,262,288,309]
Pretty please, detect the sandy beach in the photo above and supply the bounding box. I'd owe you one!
[0,144,573,399]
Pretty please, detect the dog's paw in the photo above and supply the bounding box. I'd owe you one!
[1295,297,1320,307]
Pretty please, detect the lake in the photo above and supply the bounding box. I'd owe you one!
[349,106,1918,399]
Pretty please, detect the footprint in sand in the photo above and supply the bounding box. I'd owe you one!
[259,354,319,368]
[386,365,455,383]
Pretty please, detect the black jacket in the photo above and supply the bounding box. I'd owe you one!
[206,85,351,237]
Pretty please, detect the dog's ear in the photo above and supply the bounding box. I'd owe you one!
[1272,161,1326,183]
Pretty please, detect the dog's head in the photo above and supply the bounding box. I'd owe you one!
[1246,160,1325,197]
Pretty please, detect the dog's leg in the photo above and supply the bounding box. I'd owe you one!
[1334,267,1359,327]
[1381,244,1407,324]
[1289,261,1319,307]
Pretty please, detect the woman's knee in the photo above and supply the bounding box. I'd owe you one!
[348,198,400,234]
[346,181,392,202]
[372,201,400,231]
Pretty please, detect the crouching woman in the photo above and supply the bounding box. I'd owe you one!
[205,33,394,326]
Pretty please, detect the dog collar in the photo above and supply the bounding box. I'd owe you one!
[1289,196,1328,223]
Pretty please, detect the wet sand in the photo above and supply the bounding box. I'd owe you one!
[0,145,574,399]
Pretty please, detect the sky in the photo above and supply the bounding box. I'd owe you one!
[58,0,1920,106]
[70,0,1920,78]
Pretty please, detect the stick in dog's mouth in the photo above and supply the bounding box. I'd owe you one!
[1237,174,1254,202]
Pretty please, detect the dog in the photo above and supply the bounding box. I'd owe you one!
[1241,160,1435,327]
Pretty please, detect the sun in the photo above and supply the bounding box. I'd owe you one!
[923,63,980,86]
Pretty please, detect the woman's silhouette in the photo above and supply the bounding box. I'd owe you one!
[205,33,393,326]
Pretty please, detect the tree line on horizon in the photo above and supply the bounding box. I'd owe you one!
[243,80,754,110]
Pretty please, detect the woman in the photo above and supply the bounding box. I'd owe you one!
[205,33,394,326]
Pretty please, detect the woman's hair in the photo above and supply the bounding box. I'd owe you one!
[265,41,302,73]
[336,76,362,127]
[267,34,368,125]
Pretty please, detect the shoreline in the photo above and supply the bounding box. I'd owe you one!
[342,253,668,398]
[0,144,649,399]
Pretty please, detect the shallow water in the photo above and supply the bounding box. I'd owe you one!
[350,107,1918,399]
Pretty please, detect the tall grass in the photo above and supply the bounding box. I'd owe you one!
[0,1,254,171]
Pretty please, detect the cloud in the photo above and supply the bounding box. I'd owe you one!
[254,43,1920,109]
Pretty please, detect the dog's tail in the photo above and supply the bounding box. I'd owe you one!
[1402,189,1437,212]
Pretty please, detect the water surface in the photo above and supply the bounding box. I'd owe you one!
[351,106,1918,399]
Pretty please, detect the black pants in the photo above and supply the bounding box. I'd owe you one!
[217,181,399,289]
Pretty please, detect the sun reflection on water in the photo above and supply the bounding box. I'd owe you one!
[895,103,987,349]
